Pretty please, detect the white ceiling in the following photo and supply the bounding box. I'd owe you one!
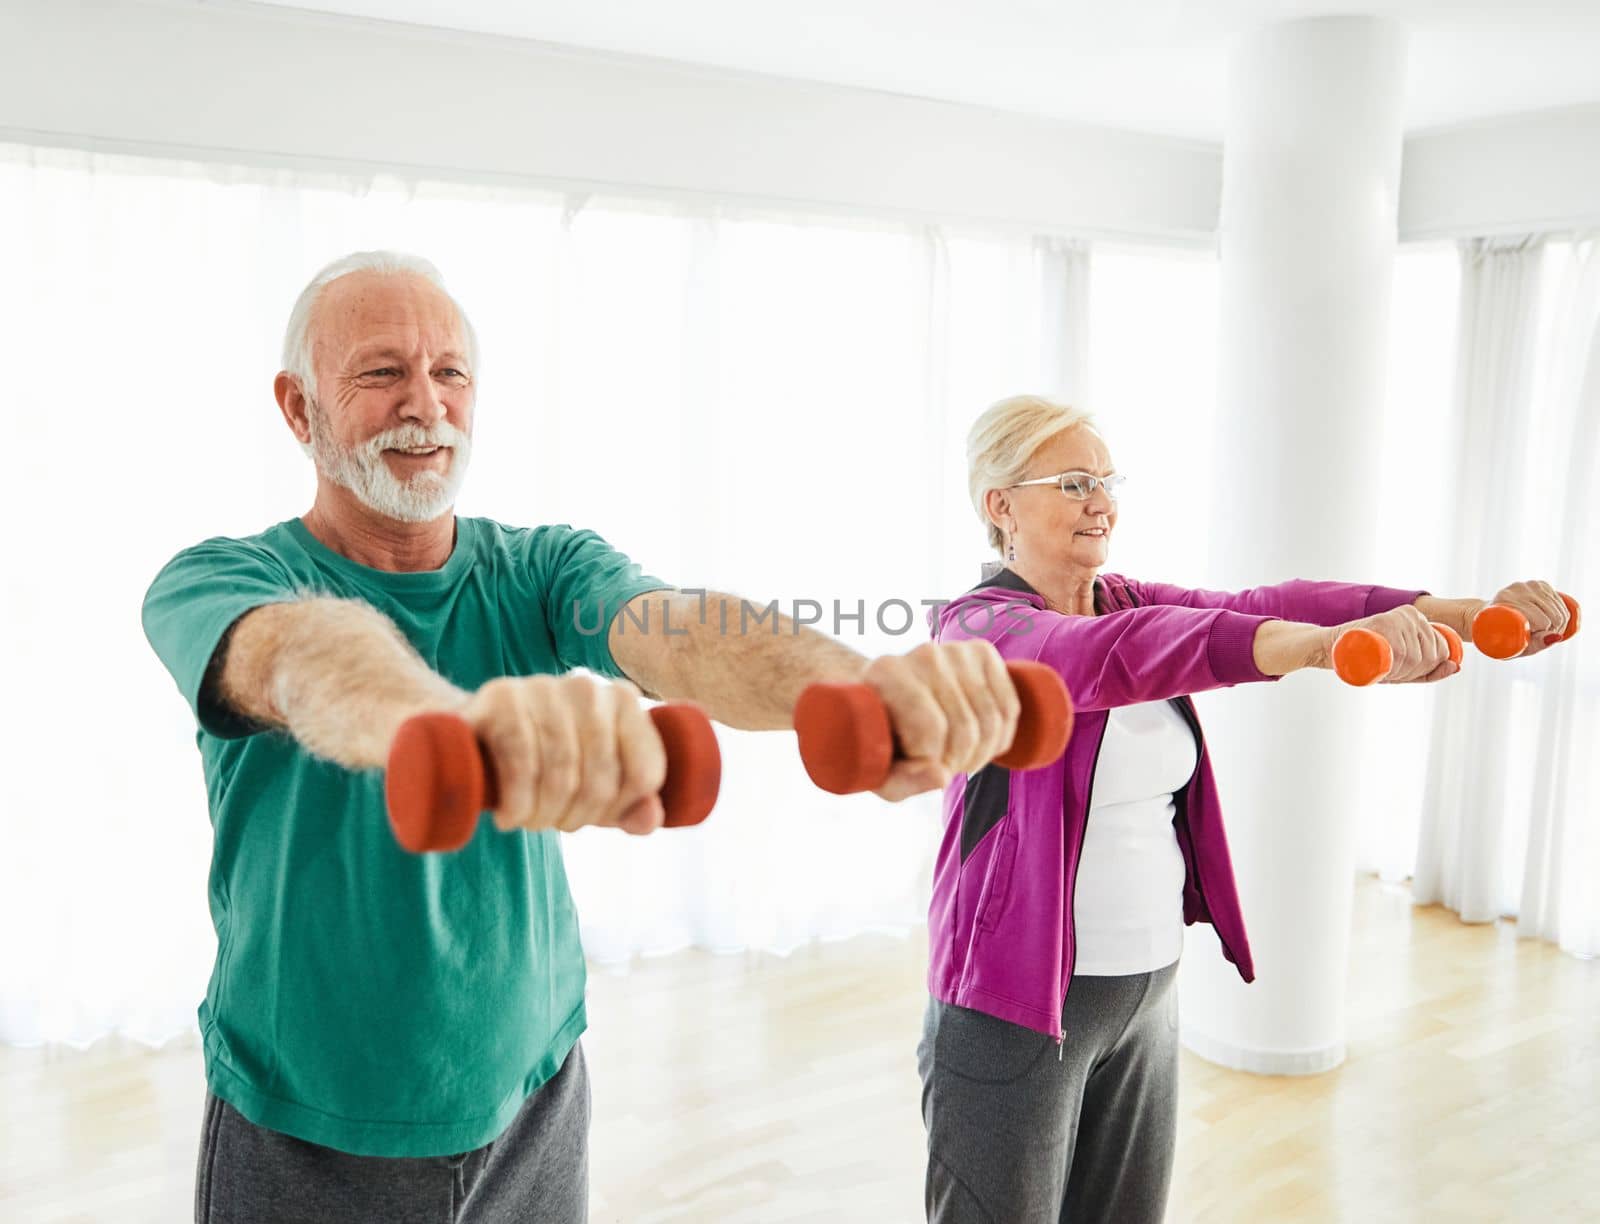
[242,0,1600,140]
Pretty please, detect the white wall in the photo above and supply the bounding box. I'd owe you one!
[6,3,1598,247]
[0,0,1221,243]
[1399,104,1600,239]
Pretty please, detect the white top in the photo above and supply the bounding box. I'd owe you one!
[1071,700,1198,977]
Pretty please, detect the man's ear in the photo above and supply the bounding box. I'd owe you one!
[275,371,312,445]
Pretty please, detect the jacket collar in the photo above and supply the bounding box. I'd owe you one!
[975,566,1121,614]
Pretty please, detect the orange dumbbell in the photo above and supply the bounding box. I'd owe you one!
[384,703,722,853]
[1332,623,1464,687]
[1471,592,1581,660]
[792,659,1073,795]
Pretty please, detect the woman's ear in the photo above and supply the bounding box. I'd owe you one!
[984,488,1011,530]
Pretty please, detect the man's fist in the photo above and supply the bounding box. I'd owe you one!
[462,674,668,836]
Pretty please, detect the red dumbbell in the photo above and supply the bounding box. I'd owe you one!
[792,660,1074,795]
[1332,623,1464,687]
[385,703,722,853]
[1471,592,1582,660]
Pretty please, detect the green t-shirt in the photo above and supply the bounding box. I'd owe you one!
[141,516,669,1157]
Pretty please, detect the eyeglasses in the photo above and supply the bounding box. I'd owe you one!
[1008,470,1126,501]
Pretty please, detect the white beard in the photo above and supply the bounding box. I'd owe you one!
[304,400,472,523]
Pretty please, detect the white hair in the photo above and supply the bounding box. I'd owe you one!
[280,250,480,402]
[967,394,1097,554]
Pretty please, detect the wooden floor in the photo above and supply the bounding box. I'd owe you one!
[2,879,1597,1222]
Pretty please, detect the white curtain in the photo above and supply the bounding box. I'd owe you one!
[1037,236,1091,407]
[0,140,1091,1046]
[1412,236,1600,957]
[1354,244,1463,881]
[1086,245,1221,587]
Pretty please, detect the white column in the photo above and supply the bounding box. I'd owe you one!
[1180,16,1408,1075]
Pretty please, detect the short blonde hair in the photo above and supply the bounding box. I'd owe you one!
[967,395,1097,553]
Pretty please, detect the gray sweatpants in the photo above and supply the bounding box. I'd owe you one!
[194,1041,590,1224]
[918,963,1180,1224]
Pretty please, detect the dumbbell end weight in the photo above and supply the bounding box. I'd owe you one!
[1556,593,1582,644]
[993,661,1074,769]
[385,712,487,854]
[1332,628,1392,687]
[651,703,722,828]
[1436,623,1465,665]
[1472,604,1529,660]
[794,684,894,796]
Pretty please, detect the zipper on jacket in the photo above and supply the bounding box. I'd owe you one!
[1060,713,1111,1037]
[1168,694,1241,969]
[1060,577,1114,1040]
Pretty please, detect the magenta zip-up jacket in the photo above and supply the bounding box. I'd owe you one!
[926,567,1425,1039]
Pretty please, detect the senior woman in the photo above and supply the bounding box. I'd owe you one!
[916,395,1572,1224]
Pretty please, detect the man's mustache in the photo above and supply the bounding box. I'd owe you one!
[360,423,470,458]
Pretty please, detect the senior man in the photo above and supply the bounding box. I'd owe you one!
[144,251,1022,1224]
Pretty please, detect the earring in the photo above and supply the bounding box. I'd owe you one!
[1007,533,1016,563]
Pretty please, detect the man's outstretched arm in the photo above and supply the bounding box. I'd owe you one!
[608,590,1021,801]
[209,599,465,769]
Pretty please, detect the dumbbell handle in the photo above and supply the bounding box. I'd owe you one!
[793,660,1074,795]
[1472,593,1581,660]
[1332,623,1463,687]
[384,703,722,853]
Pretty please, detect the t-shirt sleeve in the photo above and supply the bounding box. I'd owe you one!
[141,537,301,739]
[528,526,672,678]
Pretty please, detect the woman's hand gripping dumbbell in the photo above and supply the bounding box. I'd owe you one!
[385,674,722,853]
[792,645,1074,796]
[1469,582,1581,660]
[1328,605,1465,687]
